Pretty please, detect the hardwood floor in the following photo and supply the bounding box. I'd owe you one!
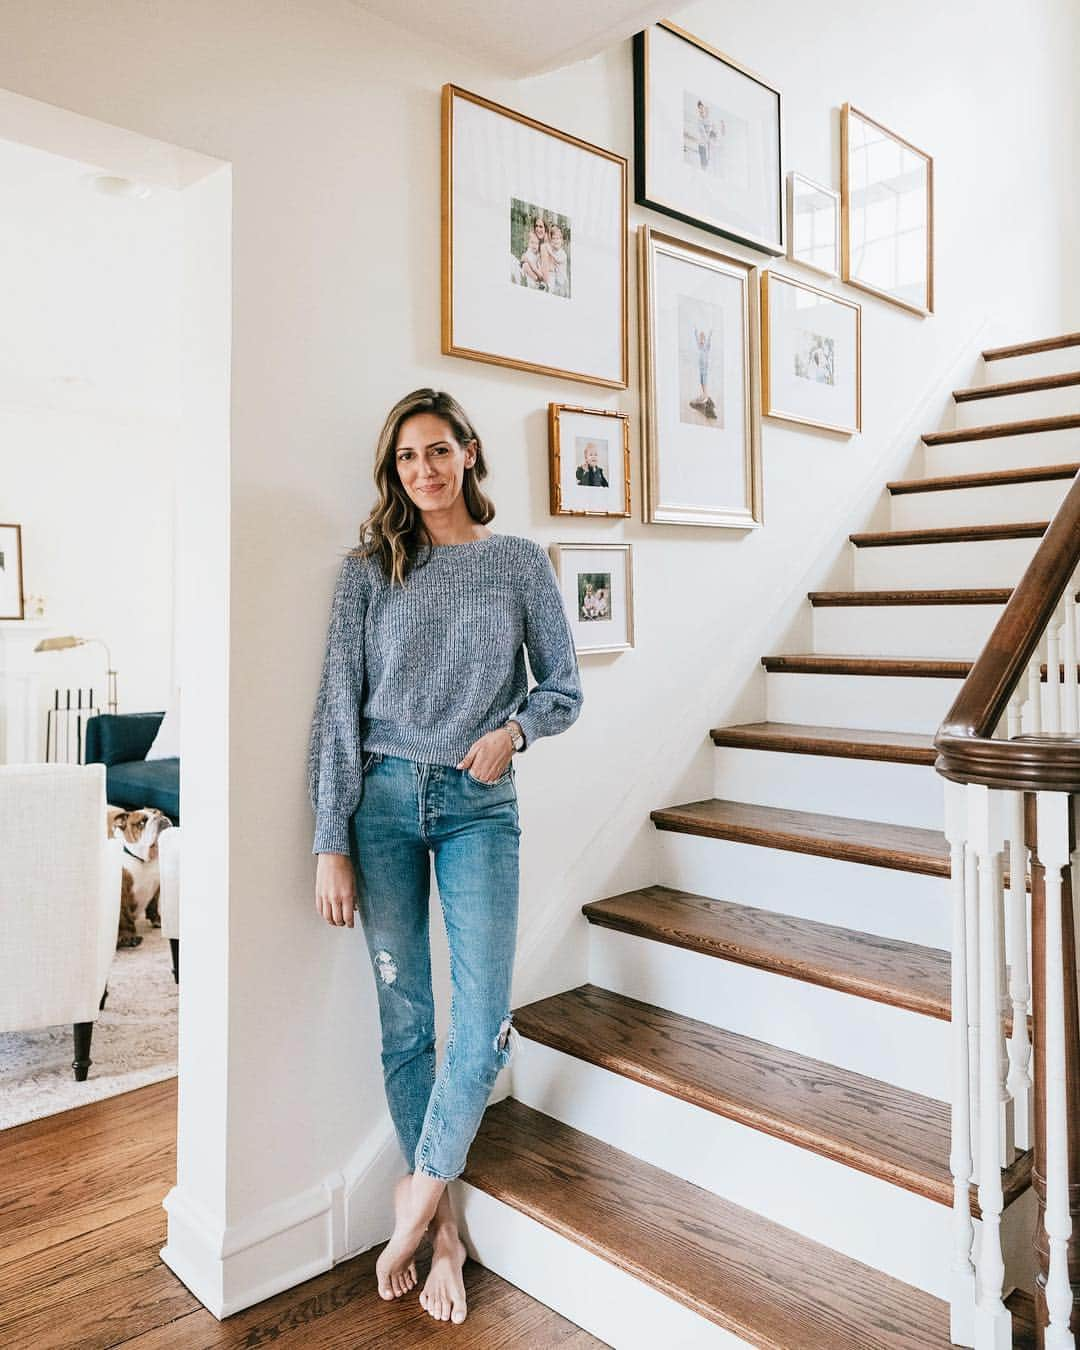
[0,1078,603,1349]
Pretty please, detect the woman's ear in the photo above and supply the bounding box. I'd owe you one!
[464,438,478,468]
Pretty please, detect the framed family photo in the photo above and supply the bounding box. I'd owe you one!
[633,22,784,255]
[787,172,840,278]
[442,84,629,388]
[841,104,933,316]
[0,523,25,620]
[638,225,763,529]
[549,542,634,654]
[762,271,861,435]
[548,404,631,517]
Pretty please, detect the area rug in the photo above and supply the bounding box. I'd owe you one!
[0,925,178,1129]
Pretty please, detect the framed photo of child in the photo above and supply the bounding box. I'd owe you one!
[548,404,631,517]
[0,523,25,620]
[442,84,629,388]
[761,271,861,435]
[549,542,634,654]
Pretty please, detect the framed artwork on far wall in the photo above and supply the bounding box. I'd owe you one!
[0,523,25,620]
[442,83,629,389]
[548,404,631,518]
[841,103,933,316]
[762,271,861,435]
[787,172,840,278]
[638,224,763,529]
[550,542,634,654]
[633,21,784,256]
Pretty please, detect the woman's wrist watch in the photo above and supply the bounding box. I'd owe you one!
[505,719,525,752]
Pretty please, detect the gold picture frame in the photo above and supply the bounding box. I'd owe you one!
[841,104,934,316]
[549,541,635,654]
[761,271,862,435]
[442,84,629,388]
[0,522,25,620]
[548,404,631,517]
[638,224,763,529]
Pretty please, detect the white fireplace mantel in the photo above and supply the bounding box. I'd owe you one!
[0,620,58,763]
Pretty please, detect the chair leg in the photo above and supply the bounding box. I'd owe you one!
[169,938,180,984]
[99,985,108,1011]
[72,1022,93,1081]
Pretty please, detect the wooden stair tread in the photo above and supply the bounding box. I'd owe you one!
[850,521,1048,547]
[710,720,936,764]
[510,985,1030,1211]
[465,1097,957,1349]
[922,413,1080,445]
[888,462,1079,494]
[954,370,1080,401]
[650,796,951,876]
[809,588,1013,606]
[762,653,970,679]
[582,884,951,1018]
[983,332,1080,361]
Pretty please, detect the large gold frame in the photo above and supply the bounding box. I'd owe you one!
[548,403,632,518]
[638,225,763,529]
[840,103,934,317]
[761,270,862,435]
[441,84,628,388]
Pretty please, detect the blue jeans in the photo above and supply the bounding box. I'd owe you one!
[348,751,521,1181]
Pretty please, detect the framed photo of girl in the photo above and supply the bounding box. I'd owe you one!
[549,542,634,654]
[0,523,25,620]
[633,22,784,256]
[761,271,861,436]
[638,225,763,529]
[442,84,629,389]
[548,404,631,517]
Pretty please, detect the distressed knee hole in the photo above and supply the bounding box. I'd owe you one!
[374,949,398,985]
[494,1014,515,1060]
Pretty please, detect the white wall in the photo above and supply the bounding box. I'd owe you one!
[0,0,1076,1314]
[0,136,183,716]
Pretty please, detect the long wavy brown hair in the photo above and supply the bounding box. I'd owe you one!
[350,389,496,586]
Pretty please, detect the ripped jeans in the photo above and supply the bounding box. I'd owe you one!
[348,751,521,1182]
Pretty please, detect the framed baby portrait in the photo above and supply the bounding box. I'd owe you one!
[841,104,933,315]
[442,84,629,388]
[633,22,784,256]
[549,542,634,655]
[638,225,763,529]
[0,523,25,620]
[761,271,861,435]
[548,403,631,518]
[787,172,840,278]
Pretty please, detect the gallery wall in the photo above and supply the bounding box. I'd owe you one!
[0,0,1076,1302]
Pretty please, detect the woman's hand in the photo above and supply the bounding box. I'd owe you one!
[315,852,357,928]
[457,727,514,783]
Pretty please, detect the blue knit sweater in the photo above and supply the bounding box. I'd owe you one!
[308,533,583,853]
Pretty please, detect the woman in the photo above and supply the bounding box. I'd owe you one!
[308,388,583,1325]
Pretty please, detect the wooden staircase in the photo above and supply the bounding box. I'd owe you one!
[457,332,1080,1347]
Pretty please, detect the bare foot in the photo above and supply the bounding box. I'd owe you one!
[375,1174,423,1299]
[419,1223,468,1323]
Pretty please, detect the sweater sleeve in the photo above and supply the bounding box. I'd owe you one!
[308,556,369,854]
[514,544,584,749]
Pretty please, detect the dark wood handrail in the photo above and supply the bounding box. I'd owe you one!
[935,471,1080,791]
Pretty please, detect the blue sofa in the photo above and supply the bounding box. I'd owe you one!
[85,712,180,822]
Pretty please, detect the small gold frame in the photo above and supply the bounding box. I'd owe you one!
[0,522,25,620]
[840,103,934,317]
[549,541,635,654]
[441,84,629,388]
[761,271,862,435]
[548,404,632,518]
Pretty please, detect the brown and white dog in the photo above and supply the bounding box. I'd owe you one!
[106,806,174,948]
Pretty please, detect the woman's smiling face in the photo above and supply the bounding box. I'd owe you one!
[394,412,476,513]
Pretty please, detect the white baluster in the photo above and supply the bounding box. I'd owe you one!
[969,784,1012,1349]
[1003,788,1032,1152]
[965,837,981,1172]
[1063,585,1078,735]
[946,780,977,1347]
[1027,641,1044,735]
[1006,694,1022,744]
[1037,792,1075,1350]
[1046,601,1063,734]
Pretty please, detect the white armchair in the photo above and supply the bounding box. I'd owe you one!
[0,763,122,1080]
[158,826,180,983]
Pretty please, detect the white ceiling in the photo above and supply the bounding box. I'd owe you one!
[350,0,687,77]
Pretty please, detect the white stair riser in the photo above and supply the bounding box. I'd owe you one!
[890,478,1072,530]
[655,831,949,948]
[587,925,950,1099]
[852,535,1040,589]
[766,670,961,734]
[812,603,1003,659]
[511,1041,953,1298]
[979,346,1080,381]
[923,427,1080,477]
[953,383,1080,427]
[713,745,942,830]
[456,1183,741,1349]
